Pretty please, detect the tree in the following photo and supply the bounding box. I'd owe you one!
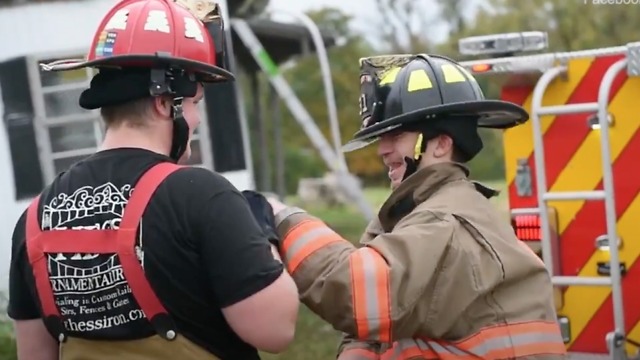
[439,0,640,53]
[368,0,437,53]
[244,7,389,192]
[438,0,470,36]
[286,8,391,184]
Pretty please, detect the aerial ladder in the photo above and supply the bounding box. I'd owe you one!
[459,32,640,360]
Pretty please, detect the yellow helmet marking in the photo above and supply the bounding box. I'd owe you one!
[379,67,401,85]
[442,64,467,83]
[407,69,433,92]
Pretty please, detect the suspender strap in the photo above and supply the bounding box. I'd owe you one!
[116,162,183,339]
[24,161,184,341]
[25,195,67,340]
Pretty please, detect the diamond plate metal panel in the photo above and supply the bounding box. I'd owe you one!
[626,42,640,77]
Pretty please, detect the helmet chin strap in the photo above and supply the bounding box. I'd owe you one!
[401,133,426,181]
[169,97,190,162]
[149,69,192,162]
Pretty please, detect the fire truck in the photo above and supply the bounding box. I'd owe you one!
[457,32,640,359]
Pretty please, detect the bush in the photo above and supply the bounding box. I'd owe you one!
[282,146,327,195]
[1,290,16,359]
[466,129,506,181]
[0,332,16,360]
[252,144,328,196]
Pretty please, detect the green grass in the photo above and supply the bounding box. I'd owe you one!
[0,320,15,360]
[0,181,509,360]
[0,321,12,338]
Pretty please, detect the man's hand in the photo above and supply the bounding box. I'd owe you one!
[266,196,288,215]
[242,190,280,246]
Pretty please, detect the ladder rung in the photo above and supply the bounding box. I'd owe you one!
[510,207,540,215]
[543,190,606,201]
[552,276,612,286]
[537,102,599,116]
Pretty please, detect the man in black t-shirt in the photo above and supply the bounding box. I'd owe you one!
[7,1,299,359]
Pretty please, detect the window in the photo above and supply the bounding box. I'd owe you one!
[202,54,247,173]
[0,56,45,200]
[185,121,214,168]
[31,55,105,179]
[29,53,214,182]
[179,89,214,169]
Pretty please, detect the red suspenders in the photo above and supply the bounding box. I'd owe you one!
[25,162,183,342]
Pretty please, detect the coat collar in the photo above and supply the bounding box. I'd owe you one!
[377,162,473,231]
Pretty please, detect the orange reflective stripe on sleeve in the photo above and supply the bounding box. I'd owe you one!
[339,321,565,360]
[339,348,379,360]
[350,247,392,343]
[340,339,439,360]
[380,339,439,360]
[444,320,566,359]
[281,219,346,273]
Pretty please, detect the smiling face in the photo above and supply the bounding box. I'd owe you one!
[377,130,421,189]
[377,128,457,189]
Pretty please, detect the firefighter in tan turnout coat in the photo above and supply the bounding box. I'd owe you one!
[260,54,569,359]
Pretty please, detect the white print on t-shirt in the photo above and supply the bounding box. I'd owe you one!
[41,183,148,333]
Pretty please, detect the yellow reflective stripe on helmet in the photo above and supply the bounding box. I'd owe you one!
[442,63,466,83]
[379,67,401,85]
[407,69,433,92]
[414,133,423,159]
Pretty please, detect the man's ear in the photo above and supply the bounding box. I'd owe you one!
[151,95,172,118]
[432,134,454,158]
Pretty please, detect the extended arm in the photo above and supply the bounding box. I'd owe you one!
[182,169,299,353]
[275,208,454,342]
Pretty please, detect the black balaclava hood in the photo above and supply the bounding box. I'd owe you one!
[402,116,484,181]
[79,67,198,161]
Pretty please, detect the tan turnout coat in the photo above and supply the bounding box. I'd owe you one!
[276,162,567,359]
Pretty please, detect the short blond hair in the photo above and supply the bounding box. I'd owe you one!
[100,97,155,128]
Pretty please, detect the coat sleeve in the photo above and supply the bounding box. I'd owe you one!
[275,209,455,342]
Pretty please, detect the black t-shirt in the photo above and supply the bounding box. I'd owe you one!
[7,148,283,359]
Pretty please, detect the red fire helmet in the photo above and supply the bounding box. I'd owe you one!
[40,0,233,83]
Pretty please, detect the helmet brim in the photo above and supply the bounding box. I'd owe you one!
[40,54,234,83]
[341,100,528,153]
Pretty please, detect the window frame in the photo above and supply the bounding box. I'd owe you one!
[191,101,215,170]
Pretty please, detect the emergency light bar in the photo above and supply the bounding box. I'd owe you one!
[458,31,549,57]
